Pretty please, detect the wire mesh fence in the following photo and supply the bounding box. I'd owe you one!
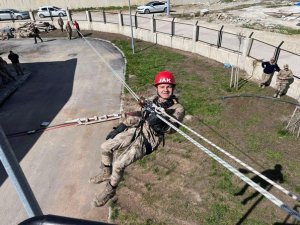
[155,18,172,35]
[90,11,104,22]
[198,26,218,46]
[174,22,193,39]
[122,14,136,27]
[278,49,300,78]
[135,15,152,30]
[105,12,119,24]
[249,39,277,61]
[221,31,245,53]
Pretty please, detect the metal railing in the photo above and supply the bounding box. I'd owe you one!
[25,8,300,77]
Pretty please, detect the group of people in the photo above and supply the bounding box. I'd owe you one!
[27,17,82,44]
[57,17,83,40]
[0,51,24,88]
[259,57,294,98]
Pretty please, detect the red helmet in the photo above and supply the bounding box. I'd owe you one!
[154,71,176,86]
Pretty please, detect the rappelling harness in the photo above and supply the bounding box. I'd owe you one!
[104,95,179,155]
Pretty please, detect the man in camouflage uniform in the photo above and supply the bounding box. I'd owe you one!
[273,64,293,98]
[65,21,72,40]
[89,71,185,207]
[58,16,64,32]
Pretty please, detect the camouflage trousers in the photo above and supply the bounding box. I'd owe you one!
[275,80,289,95]
[101,124,161,187]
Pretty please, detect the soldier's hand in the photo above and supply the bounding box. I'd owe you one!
[105,123,127,140]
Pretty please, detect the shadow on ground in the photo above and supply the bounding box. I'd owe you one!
[0,58,77,187]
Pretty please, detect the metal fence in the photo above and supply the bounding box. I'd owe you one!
[155,18,172,35]
[221,31,245,53]
[122,13,136,28]
[278,49,300,78]
[31,9,300,76]
[135,14,151,30]
[248,39,277,61]
[105,12,119,24]
[174,21,193,39]
[90,11,104,22]
[197,26,219,46]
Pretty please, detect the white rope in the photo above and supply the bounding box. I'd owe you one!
[155,106,300,203]
[76,29,140,102]
[154,108,300,222]
[73,29,300,221]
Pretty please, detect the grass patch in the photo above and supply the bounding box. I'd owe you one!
[137,152,157,168]
[277,128,289,137]
[265,149,283,161]
[204,203,229,224]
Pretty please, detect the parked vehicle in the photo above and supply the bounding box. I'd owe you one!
[136,1,168,14]
[0,9,30,20]
[37,6,67,18]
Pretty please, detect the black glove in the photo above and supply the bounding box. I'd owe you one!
[106,123,127,140]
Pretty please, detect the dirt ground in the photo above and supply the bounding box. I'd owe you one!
[171,0,300,30]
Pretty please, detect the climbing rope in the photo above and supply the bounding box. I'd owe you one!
[6,113,121,138]
[153,105,300,202]
[153,105,300,221]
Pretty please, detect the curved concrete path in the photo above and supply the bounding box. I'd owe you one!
[0,38,124,224]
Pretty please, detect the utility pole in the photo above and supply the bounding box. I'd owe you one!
[167,0,170,16]
[128,0,135,54]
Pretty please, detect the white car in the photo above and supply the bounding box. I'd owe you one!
[37,6,67,18]
[0,9,30,20]
[136,1,168,14]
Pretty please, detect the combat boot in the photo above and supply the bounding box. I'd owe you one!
[89,166,112,184]
[92,182,116,207]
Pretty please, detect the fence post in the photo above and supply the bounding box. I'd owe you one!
[217,25,224,48]
[29,10,35,21]
[102,10,106,24]
[274,41,284,62]
[135,12,138,29]
[0,125,43,218]
[193,21,199,42]
[171,18,175,36]
[151,14,156,33]
[118,10,123,26]
[66,8,72,21]
[243,32,254,57]
[86,10,92,22]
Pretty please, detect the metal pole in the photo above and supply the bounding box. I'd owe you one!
[0,125,43,218]
[167,0,170,16]
[128,0,135,54]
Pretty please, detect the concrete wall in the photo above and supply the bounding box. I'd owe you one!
[0,0,203,11]
[1,13,300,102]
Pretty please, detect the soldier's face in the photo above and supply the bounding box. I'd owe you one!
[157,84,174,101]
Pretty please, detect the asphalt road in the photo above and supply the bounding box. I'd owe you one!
[0,38,124,224]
